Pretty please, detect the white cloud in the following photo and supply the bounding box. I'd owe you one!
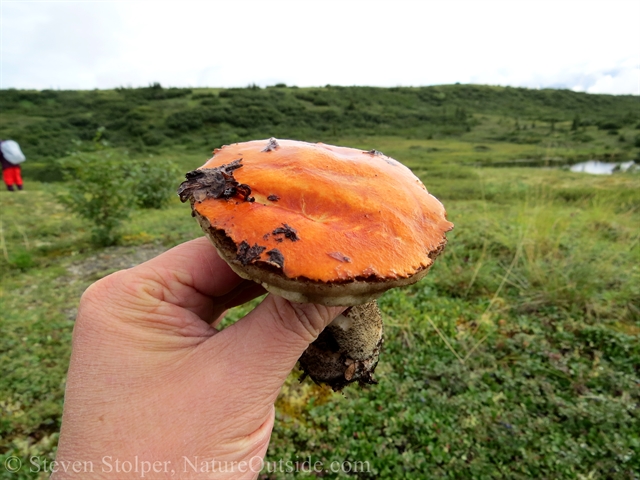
[1,0,638,94]
[1,2,123,89]
[586,63,639,95]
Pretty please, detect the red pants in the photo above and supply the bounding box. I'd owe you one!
[3,166,23,188]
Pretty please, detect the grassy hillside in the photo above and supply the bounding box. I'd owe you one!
[0,84,639,479]
[1,83,639,174]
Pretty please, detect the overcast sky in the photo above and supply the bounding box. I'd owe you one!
[1,0,638,94]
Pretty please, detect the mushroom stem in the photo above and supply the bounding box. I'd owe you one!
[298,301,383,391]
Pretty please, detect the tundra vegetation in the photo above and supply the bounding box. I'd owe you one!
[0,84,638,479]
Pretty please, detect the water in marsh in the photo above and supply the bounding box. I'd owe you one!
[477,158,637,174]
[569,160,637,175]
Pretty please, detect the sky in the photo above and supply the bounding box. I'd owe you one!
[1,0,639,95]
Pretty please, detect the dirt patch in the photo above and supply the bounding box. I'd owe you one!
[62,244,169,321]
[66,244,168,281]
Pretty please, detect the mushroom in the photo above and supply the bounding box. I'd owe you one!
[178,138,453,390]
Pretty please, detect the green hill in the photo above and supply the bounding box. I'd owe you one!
[1,83,638,172]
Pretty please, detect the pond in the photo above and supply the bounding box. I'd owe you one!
[569,160,637,175]
[474,158,638,174]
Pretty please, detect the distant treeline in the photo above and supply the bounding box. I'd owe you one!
[0,82,638,160]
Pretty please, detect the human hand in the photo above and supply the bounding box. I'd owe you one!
[53,237,345,479]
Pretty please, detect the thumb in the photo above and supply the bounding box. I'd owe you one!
[214,295,345,399]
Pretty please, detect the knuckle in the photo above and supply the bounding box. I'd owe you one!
[74,270,130,338]
[79,270,126,311]
[78,268,161,322]
[270,297,331,343]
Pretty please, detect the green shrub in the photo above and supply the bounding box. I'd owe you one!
[142,130,167,146]
[57,151,134,246]
[192,92,217,100]
[9,248,35,271]
[166,110,204,132]
[22,161,65,182]
[115,83,191,101]
[599,120,621,130]
[573,132,595,143]
[199,96,220,106]
[130,157,180,209]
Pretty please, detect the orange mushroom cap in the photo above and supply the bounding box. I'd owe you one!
[180,138,452,285]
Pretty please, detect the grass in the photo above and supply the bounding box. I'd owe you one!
[1,136,638,478]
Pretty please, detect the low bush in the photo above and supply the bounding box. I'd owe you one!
[57,151,135,246]
[599,121,621,130]
[130,157,180,209]
[56,150,181,245]
[142,130,167,146]
[166,110,204,132]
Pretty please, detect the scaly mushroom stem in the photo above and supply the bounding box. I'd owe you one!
[298,301,383,391]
